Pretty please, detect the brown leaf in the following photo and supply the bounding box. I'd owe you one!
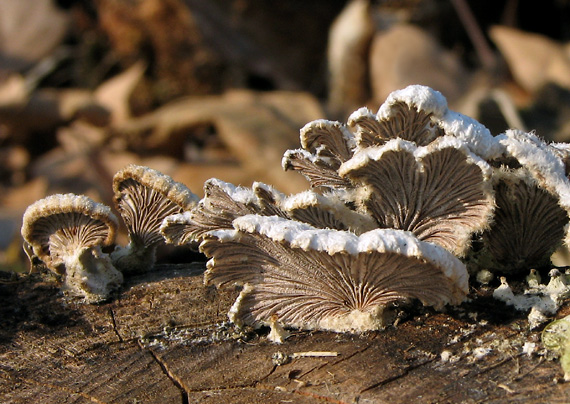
[0,0,69,70]
[110,90,323,193]
[490,25,570,93]
[369,24,467,107]
[94,62,146,124]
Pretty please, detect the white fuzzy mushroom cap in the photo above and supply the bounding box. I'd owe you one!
[113,164,199,248]
[377,85,448,120]
[21,193,118,270]
[113,164,199,211]
[499,130,570,209]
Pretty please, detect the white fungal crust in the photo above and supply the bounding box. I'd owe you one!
[21,193,118,271]
[438,110,504,161]
[111,164,199,272]
[499,130,570,208]
[378,85,449,120]
[339,137,495,256]
[202,215,468,333]
[21,193,122,303]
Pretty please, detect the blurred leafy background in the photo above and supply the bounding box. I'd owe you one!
[1,0,570,272]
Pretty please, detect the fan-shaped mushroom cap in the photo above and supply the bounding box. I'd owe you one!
[349,85,503,159]
[474,130,570,274]
[282,148,354,190]
[281,190,376,234]
[480,169,569,273]
[251,182,288,218]
[349,86,446,149]
[113,164,199,245]
[339,136,494,256]
[283,85,503,190]
[161,178,262,245]
[22,193,118,272]
[111,164,199,273]
[21,193,122,303]
[202,214,468,333]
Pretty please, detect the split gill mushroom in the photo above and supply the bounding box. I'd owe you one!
[338,136,495,256]
[110,164,199,273]
[21,193,123,303]
[282,84,504,194]
[161,178,377,248]
[471,130,570,274]
[201,214,469,333]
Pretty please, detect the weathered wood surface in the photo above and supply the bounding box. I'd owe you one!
[0,264,569,404]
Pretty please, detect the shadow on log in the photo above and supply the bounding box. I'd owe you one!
[0,264,569,403]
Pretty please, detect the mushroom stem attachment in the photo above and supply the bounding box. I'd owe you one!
[110,242,157,274]
[65,246,123,303]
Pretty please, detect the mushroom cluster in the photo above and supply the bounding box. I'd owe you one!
[21,164,199,302]
[159,85,570,336]
[21,85,570,334]
[149,86,486,335]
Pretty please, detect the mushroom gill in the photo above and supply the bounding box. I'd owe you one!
[161,178,263,246]
[473,130,570,274]
[283,84,502,191]
[161,179,377,248]
[202,215,469,333]
[111,164,199,273]
[479,169,568,274]
[339,137,494,256]
[21,193,122,303]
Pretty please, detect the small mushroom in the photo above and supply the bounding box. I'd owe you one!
[21,193,123,303]
[477,168,569,274]
[202,214,469,333]
[339,136,494,256]
[110,164,199,273]
[473,130,570,274]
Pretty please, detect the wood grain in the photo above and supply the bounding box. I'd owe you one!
[0,264,568,403]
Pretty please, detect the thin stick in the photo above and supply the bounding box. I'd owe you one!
[450,0,496,71]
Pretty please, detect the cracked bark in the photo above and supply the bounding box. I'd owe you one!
[0,263,569,403]
[142,341,189,404]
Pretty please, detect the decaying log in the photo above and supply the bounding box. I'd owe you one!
[0,263,569,403]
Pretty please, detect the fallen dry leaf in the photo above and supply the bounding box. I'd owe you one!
[94,61,146,125]
[0,0,69,71]
[108,90,323,193]
[490,25,570,93]
[327,0,373,119]
[369,23,468,108]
